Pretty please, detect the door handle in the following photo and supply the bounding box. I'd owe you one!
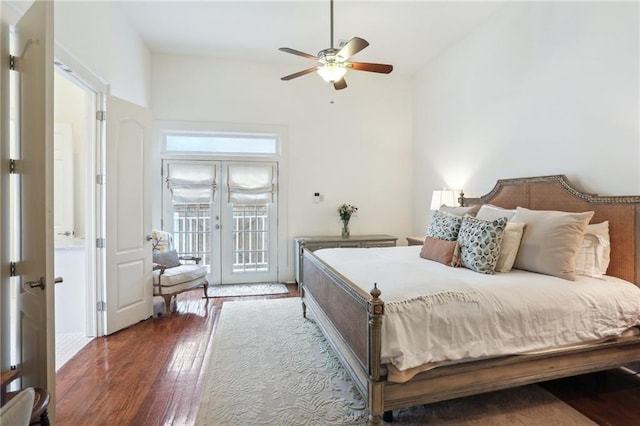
[25,277,45,290]
[55,276,63,284]
[57,231,72,236]
[146,234,153,241]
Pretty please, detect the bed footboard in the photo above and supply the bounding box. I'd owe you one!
[301,248,385,422]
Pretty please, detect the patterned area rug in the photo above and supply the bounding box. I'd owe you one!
[205,283,289,298]
[196,298,597,425]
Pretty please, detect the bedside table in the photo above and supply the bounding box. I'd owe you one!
[406,236,426,246]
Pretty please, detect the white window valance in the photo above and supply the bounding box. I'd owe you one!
[166,163,217,203]
[227,164,275,204]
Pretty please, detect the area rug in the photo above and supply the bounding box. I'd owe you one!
[195,298,597,425]
[205,282,289,298]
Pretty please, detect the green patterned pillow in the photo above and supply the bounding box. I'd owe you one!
[458,216,508,274]
[426,211,464,241]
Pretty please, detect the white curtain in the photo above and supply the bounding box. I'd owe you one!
[227,164,274,204]
[166,163,216,203]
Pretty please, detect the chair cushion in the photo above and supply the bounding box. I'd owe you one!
[154,264,208,287]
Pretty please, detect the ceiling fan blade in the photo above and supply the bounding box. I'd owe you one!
[346,62,393,74]
[281,67,319,81]
[278,47,318,60]
[337,37,369,60]
[333,78,347,90]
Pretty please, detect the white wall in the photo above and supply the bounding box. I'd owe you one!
[54,1,150,106]
[412,2,640,234]
[151,54,414,280]
[54,72,87,238]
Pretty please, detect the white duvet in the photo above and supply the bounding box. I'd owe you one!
[314,246,640,373]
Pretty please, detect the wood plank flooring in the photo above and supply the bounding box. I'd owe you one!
[55,286,640,425]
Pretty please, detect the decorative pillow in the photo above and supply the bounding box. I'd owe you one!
[419,237,460,267]
[575,221,610,278]
[495,222,526,272]
[439,204,481,217]
[152,230,172,253]
[476,204,516,222]
[153,249,181,268]
[457,216,508,274]
[511,207,594,280]
[426,211,464,241]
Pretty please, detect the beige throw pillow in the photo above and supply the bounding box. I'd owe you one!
[495,222,526,272]
[476,204,516,222]
[511,207,594,280]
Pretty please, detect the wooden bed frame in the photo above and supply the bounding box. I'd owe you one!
[300,175,640,424]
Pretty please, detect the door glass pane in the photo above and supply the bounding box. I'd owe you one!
[166,134,277,155]
[232,204,269,272]
[172,203,211,271]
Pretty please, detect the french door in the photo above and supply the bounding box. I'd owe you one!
[162,160,278,285]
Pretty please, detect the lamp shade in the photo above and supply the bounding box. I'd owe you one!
[430,190,457,210]
[317,63,347,83]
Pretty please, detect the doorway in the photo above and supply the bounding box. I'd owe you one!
[52,64,97,369]
[162,160,279,285]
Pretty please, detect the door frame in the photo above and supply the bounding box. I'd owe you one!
[161,159,280,285]
[53,45,107,336]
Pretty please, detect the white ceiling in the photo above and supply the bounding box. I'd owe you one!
[119,1,504,76]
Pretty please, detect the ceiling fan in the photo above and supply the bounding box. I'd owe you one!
[279,0,393,90]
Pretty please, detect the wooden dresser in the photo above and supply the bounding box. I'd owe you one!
[294,234,397,284]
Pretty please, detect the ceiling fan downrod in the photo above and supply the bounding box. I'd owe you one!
[330,0,334,49]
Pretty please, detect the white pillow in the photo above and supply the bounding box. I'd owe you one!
[476,204,516,222]
[511,207,594,280]
[495,222,526,272]
[438,204,480,217]
[575,221,610,278]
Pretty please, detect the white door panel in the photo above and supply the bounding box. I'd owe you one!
[104,96,152,334]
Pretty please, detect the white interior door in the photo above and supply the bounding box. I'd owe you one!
[8,0,56,393]
[104,95,152,334]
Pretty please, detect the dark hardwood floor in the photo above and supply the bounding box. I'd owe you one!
[55,285,640,425]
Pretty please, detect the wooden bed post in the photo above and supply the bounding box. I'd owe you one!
[368,283,384,425]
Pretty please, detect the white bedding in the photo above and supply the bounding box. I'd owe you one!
[314,246,640,373]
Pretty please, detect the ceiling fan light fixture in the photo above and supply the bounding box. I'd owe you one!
[317,63,347,83]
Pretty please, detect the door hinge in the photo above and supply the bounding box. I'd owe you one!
[9,262,17,277]
[96,238,106,248]
[96,110,106,121]
[97,301,106,312]
[9,55,16,71]
[96,174,105,185]
[9,159,16,174]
